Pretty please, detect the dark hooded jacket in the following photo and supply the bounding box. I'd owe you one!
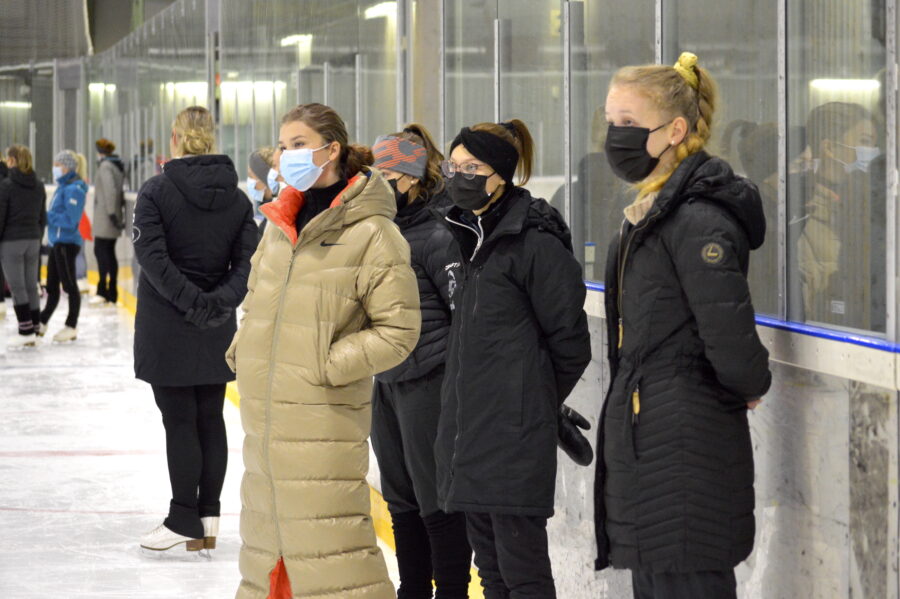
[434,186,591,517]
[377,188,456,383]
[595,152,772,573]
[133,154,259,386]
[0,168,47,242]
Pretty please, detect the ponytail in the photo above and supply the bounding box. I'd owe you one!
[341,143,374,179]
[470,118,535,185]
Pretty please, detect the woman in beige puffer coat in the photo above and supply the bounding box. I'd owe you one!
[227,103,420,599]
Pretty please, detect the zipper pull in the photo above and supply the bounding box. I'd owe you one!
[618,319,624,349]
[631,389,640,425]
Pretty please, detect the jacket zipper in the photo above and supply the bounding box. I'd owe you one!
[263,234,299,556]
[616,214,658,350]
[446,264,470,504]
[445,214,485,262]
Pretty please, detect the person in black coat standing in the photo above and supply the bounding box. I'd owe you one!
[369,124,473,599]
[0,145,46,347]
[134,106,258,552]
[434,119,591,598]
[595,53,771,599]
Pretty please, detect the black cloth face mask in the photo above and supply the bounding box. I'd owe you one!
[605,122,673,183]
[447,173,494,212]
[387,178,410,209]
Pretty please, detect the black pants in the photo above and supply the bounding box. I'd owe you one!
[371,366,472,598]
[41,243,81,328]
[465,512,555,599]
[93,237,118,303]
[631,568,737,599]
[151,384,228,539]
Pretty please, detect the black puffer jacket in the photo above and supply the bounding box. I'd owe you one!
[377,189,456,383]
[133,155,259,386]
[0,168,47,242]
[595,152,772,573]
[435,186,591,517]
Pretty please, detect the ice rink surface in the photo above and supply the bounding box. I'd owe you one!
[0,299,399,598]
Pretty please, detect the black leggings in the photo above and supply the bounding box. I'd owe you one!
[151,384,228,539]
[41,242,81,328]
[93,237,118,302]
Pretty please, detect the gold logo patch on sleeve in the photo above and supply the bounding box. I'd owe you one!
[701,242,724,264]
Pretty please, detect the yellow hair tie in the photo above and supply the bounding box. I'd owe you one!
[673,51,699,90]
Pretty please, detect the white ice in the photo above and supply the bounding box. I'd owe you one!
[0,297,399,598]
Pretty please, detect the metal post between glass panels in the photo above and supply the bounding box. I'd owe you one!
[887,0,898,343]
[777,0,788,321]
[438,0,446,150]
[493,17,501,123]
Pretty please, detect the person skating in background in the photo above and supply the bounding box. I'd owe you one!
[226,102,420,599]
[433,119,592,599]
[595,52,771,599]
[133,106,258,553]
[90,138,126,307]
[369,124,473,598]
[0,145,46,348]
[39,150,87,343]
[245,147,277,236]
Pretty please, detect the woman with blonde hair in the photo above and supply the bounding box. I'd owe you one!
[134,105,258,552]
[40,149,87,342]
[227,102,420,599]
[0,144,46,347]
[595,53,771,599]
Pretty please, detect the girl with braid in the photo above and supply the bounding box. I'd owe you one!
[595,53,771,599]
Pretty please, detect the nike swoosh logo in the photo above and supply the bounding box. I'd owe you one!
[320,241,343,247]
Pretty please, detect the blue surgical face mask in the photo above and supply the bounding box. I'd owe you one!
[52,166,64,181]
[266,168,280,195]
[246,177,265,204]
[835,143,881,173]
[280,144,330,191]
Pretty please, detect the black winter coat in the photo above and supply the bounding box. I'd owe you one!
[133,155,259,386]
[0,168,47,242]
[376,189,456,383]
[595,152,772,573]
[435,187,592,517]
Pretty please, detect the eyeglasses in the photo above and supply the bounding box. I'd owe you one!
[441,160,492,180]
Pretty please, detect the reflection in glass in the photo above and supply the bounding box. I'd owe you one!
[570,0,654,280]
[787,0,886,333]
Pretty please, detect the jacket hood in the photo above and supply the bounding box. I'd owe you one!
[102,155,125,173]
[524,192,574,251]
[656,152,766,250]
[9,168,37,188]
[342,167,398,224]
[163,154,239,211]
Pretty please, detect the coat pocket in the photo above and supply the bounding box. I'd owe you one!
[314,321,336,386]
[623,378,641,461]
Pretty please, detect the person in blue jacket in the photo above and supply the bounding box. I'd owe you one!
[40,150,87,343]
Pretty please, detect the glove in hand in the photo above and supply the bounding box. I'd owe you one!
[557,404,594,466]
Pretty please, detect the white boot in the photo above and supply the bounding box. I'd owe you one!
[52,326,77,343]
[8,334,38,349]
[35,322,48,337]
[88,295,108,307]
[140,523,204,551]
[201,516,220,549]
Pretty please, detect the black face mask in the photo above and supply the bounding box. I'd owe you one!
[447,174,493,212]
[388,178,410,209]
[605,123,672,183]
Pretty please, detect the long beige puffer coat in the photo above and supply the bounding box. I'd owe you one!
[227,167,420,599]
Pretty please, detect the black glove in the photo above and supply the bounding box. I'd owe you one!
[557,404,594,466]
[185,296,233,329]
[110,213,126,231]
